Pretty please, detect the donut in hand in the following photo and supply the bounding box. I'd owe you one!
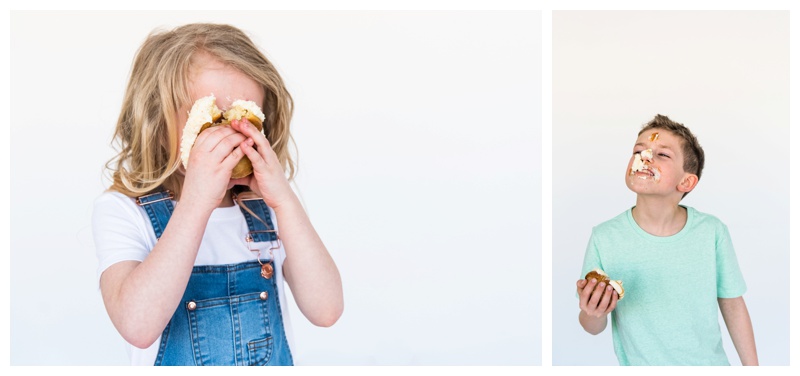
[180,94,266,179]
[585,268,625,300]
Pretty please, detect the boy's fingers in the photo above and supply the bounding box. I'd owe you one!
[587,282,605,311]
[598,285,613,312]
[605,291,619,314]
[579,279,596,301]
[577,279,593,310]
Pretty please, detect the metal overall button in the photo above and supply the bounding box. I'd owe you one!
[260,291,268,300]
[187,301,197,311]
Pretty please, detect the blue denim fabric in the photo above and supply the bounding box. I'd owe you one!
[137,190,293,366]
[136,191,175,239]
[238,196,279,243]
[155,261,293,366]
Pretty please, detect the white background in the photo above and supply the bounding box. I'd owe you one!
[9,11,541,365]
[5,2,799,373]
[551,11,789,366]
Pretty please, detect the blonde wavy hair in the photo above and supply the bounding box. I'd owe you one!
[106,23,295,199]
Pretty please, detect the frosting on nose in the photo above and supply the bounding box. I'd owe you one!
[631,149,652,174]
[630,149,660,181]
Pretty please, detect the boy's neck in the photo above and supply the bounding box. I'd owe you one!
[631,196,687,237]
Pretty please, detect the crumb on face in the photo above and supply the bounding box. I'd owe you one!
[630,149,661,181]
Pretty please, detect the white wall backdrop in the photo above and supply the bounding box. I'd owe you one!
[552,11,789,366]
[10,11,541,365]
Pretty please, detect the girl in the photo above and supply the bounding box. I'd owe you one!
[93,23,343,366]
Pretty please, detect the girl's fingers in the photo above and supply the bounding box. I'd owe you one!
[232,120,277,157]
[240,138,268,169]
[189,126,246,164]
[209,131,247,160]
[221,146,245,170]
[193,125,233,151]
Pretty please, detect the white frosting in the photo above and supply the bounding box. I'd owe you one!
[630,149,658,181]
[609,280,625,299]
[631,153,646,174]
[180,96,265,169]
[590,268,624,299]
[180,95,221,168]
[226,99,266,123]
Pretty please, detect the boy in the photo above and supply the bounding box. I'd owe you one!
[576,115,758,366]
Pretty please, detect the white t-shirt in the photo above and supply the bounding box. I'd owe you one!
[92,191,294,366]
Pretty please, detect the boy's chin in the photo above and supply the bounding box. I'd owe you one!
[626,175,659,191]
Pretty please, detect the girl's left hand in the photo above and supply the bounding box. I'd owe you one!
[230,119,296,210]
[232,120,343,328]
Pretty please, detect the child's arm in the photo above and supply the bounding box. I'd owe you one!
[235,120,344,327]
[577,278,619,335]
[100,127,249,348]
[270,194,344,327]
[718,296,758,366]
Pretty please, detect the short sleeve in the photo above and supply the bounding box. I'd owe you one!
[580,228,603,279]
[715,223,747,298]
[576,228,603,299]
[92,192,153,283]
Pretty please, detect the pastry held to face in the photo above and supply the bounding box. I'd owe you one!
[180,94,266,179]
[585,268,625,299]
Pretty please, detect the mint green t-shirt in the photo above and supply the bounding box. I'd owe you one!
[580,206,747,366]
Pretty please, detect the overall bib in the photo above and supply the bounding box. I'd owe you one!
[136,190,293,366]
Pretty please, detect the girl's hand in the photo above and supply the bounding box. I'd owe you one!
[232,119,343,327]
[577,278,619,318]
[181,125,248,210]
[230,119,295,210]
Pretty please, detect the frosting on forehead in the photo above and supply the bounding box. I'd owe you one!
[649,132,659,142]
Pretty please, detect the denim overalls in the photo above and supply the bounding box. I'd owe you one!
[136,190,294,366]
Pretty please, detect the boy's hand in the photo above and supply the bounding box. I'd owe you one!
[577,278,619,317]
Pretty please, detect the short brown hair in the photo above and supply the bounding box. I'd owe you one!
[638,114,705,197]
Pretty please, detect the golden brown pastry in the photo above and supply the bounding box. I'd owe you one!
[180,95,266,179]
[585,268,625,299]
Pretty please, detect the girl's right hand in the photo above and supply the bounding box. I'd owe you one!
[181,125,249,210]
[577,278,619,318]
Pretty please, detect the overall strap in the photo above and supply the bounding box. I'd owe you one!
[136,191,175,239]
[236,195,279,242]
[136,189,277,242]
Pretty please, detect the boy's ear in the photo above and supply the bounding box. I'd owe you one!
[677,173,699,194]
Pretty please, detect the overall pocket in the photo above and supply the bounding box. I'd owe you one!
[247,336,275,366]
[186,291,273,366]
